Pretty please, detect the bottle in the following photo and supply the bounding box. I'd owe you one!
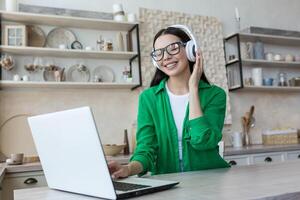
[123,129,130,155]
[96,35,104,51]
[130,121,137,153]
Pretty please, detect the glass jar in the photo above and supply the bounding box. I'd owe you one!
[278,72,288,86]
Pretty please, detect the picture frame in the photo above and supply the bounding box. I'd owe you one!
[3,25,27,46]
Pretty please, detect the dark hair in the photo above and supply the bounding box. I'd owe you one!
[150,27,209,87]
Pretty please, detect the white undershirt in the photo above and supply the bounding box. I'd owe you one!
[166,83,189,161]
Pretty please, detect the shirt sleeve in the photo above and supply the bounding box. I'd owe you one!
[130,92,158,176]
[184,87,226,151]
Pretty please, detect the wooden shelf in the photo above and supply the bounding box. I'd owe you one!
[242,59,300,68]
[0,46,137,59]
[0,81,138,89]
[0,11,137,31]
[238,33,300,46]
[243,86,300,92]
[226,58,239,66]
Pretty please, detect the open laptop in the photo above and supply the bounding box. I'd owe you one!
[27,106,179,199]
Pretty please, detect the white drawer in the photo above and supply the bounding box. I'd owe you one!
[225,156,250,166]
[286,151,300,160]
[253,153,284,164]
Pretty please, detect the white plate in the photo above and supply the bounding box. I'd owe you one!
[46,28,77,49]
[92,66,115,82]
[66,64,90,82]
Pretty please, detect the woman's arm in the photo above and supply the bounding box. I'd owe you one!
[187,50,226,151]
[108,160,143,179]
[189,50,204,120]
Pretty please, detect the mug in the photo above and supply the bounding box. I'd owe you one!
[13,74,20,81]
[59,44,67,49]
[9,153,24,164]
[231,132,243,147]
[127,13,137,22]
[22,75,29,81]
[263,78,274,86]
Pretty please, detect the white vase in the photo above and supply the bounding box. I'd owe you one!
[5,0,18,12]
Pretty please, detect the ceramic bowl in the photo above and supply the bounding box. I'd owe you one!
[103,144,125,156]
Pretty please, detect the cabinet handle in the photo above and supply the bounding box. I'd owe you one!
[24,178,38,185]
[229,160,237,166]
[264,157,272,162]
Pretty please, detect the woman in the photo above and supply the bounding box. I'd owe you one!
[109,26,229,178]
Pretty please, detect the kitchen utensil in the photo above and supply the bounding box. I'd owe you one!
[27,25,46,47]
[46,27,77,49]
[241,116,250,145]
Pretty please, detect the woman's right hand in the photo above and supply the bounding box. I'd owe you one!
[108,160,130,179]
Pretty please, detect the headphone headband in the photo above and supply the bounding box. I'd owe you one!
[169,24,198,52]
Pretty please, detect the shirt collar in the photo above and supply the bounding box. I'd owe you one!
[154,78,211,95]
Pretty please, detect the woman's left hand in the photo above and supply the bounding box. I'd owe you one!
[189,49,203,91]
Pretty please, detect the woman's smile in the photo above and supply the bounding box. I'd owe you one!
[164,61,178,69]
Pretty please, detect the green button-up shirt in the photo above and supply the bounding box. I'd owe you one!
[130,78,230,175]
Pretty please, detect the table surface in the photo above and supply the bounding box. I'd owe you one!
[14,160,300,200]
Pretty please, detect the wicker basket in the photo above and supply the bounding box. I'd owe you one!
[262,129,299,145]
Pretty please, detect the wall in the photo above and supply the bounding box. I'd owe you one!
[1,0,300,156]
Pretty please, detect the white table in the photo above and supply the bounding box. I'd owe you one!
[14,160,300,200]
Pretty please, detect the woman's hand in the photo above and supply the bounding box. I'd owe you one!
[108,160,130,179]
[189,50,203,91]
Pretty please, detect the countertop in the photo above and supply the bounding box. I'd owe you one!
[14,160,300,200]
[2,144,300,178]
[224,143,300,156]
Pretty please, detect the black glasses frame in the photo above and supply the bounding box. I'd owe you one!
[150,41,186,62]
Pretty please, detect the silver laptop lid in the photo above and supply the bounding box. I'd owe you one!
[28,107,117,199]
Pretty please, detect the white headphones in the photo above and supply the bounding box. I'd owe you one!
[152,24,198,69]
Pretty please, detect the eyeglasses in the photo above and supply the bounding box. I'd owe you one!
[150,41,186,62]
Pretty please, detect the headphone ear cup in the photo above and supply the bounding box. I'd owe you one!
[185,40,196,62]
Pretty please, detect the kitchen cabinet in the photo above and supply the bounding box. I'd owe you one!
[225,150,300,166]
[224,31,300,91]
[1,170,47,200]
[0,11,142,90]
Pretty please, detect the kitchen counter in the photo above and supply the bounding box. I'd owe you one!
[14,160,300,200]
[0,162,43,183]
[224,143,300,156]
[0,154,130,177]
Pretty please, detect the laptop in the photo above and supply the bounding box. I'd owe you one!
[27,106,179,199]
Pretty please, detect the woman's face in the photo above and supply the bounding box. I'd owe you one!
[153,34,190,77]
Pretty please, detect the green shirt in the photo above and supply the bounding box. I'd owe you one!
[130,78,230,175]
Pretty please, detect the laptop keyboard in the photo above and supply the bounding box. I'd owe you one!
[113,181,150,191]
